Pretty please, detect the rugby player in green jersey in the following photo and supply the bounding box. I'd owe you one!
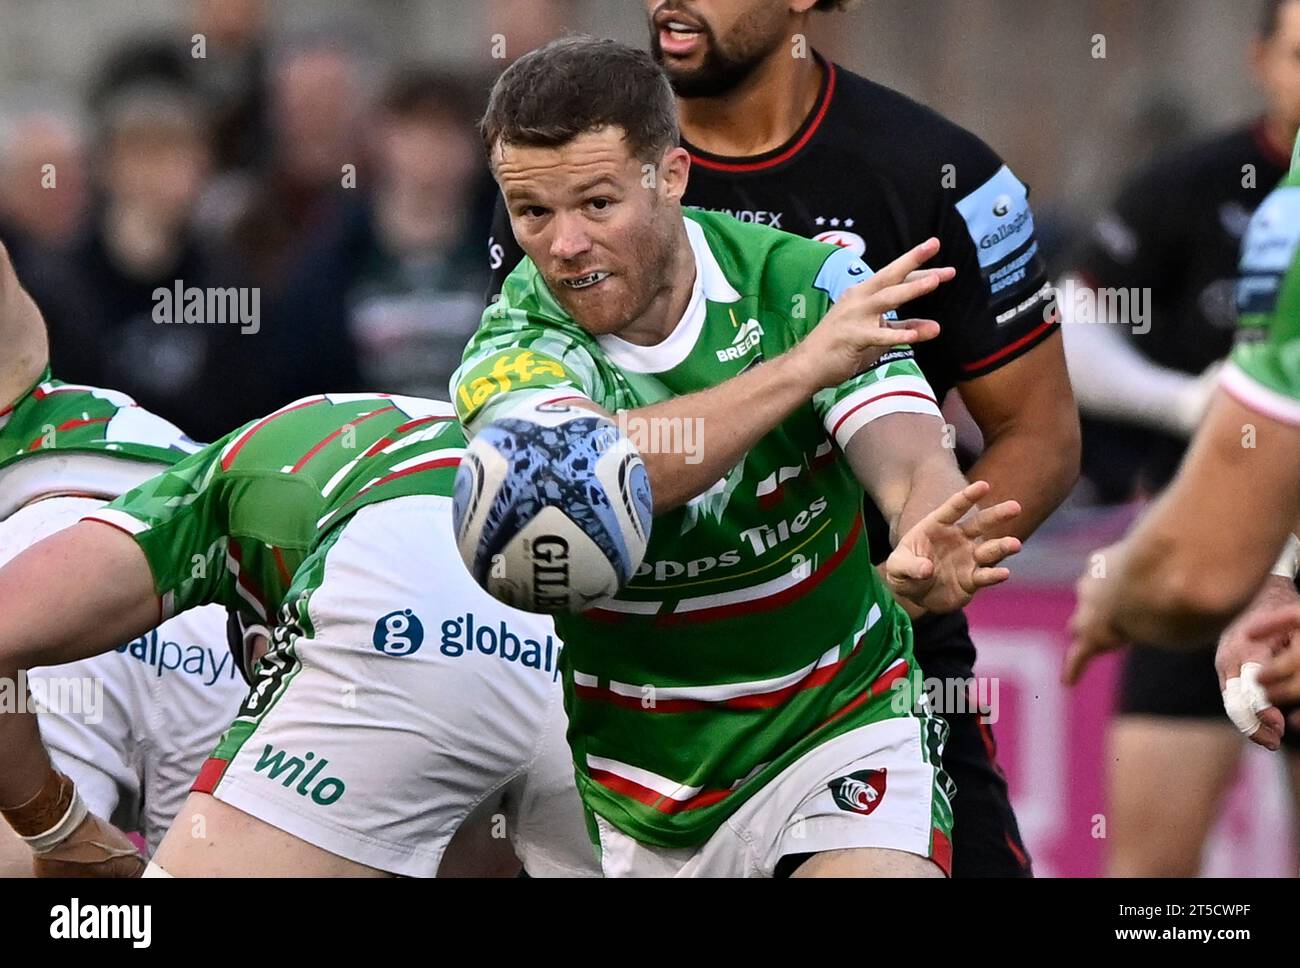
[1068,141,1300,751]
[455,38,1023,877]
[0,246,595,878]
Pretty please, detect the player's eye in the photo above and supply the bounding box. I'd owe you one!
[587,197,614,213]
[519,205,548,220]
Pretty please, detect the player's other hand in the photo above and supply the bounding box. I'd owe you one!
[1234,599,1300,737]
[791,238,953,391]
[1214,575,1297,750]
[1063,543,1131,685]
[32,813,146,878]
[883,480,1021,615]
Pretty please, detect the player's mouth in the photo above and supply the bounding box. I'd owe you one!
[561,271,611,290]
[656,12,706,57]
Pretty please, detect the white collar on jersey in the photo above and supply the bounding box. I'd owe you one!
[596,216,741,374]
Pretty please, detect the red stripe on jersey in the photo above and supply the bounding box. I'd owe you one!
[687,63,837,173]
[815,660,911,731]
[221,397,325,471]
[24,416,110,451]
[587,769,731,814]
[658,514,862,625]
[830,390,938,440]
[360,415,455,458]
[192,756,230,794]
[959,318,1057,374]
[227,537,270,618]
[337,456,462,512]
[931,827,953,876]
[290,405,397,473]
[271,546,293,589]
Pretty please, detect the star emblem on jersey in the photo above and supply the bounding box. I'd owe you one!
[813,216,855,228]
[828,768,887,815]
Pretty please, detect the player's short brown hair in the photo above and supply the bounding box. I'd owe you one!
[481,36,678,166]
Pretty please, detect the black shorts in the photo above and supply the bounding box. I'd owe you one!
[912,611,1033,878]
[1117,643,1300,751]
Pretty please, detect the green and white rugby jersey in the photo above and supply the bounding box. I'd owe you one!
[0,368,201,519]
[453,209,943,847]
[1222,162,1300,421]
[87,394,464,625]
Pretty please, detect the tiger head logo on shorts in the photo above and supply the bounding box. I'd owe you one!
[828,768,887,815]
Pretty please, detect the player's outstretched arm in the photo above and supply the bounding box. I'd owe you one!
[0,239,50,413]
[569,240,954,513]
[843,414,1021,614]
[1065,389,1300,683]
[0,522,158,815]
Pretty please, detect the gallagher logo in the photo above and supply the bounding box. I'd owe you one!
[828,768,887,814]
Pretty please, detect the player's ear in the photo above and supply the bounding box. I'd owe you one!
[658,146,691,203]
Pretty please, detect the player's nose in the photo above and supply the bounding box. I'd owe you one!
[548,212,593,262]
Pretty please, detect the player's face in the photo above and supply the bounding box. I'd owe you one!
[1256,1,1300,130]
[494,127,689,336]
[645,0,793,97]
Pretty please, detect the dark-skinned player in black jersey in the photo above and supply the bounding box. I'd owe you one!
[486,0,1080,877]
[1061,0,1300,877]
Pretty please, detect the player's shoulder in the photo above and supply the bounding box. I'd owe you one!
[824,65,1005,191]
[1116,125,1262,201]
[686,208,842,297]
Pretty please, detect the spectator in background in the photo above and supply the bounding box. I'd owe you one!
[271,68,486,402]
[42,85,256,441]
[0,112,89,268]
[214,36,366,296]
[188,0,270,173]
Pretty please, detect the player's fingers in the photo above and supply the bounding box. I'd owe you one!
[862,272,953,317]
[930,480,991,528]
[857,318,940,347]
[887,549,934,584]
[973,536,1021,567]
[970,565,1011,588]
[863,237,943,289]
[1241,603,1300,645]
[962,500,1022,537]
[1250,707,1285,751]
[1262,648,1300,706]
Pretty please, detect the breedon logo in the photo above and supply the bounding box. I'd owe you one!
[717,318,764,362]
[828,768,887,815]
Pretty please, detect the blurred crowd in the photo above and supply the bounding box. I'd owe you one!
[0,0,533,442]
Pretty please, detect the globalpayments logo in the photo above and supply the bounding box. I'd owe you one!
[373,609,424,656]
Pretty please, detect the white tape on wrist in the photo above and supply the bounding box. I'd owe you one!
[1270,534,1300,580]
[1222,662,1271,737]
[143,861,174,878]
[19,787,88,854]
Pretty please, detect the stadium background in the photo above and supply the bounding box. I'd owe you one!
[0,0,1287,875]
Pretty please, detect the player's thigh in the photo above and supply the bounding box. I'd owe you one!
[791,846,944,878]
[1106,716,1241,877]
[152,793,388,877]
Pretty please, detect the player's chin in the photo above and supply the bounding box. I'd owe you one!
[558,285,630,334]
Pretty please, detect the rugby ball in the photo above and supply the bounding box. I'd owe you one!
[452,402,653,613]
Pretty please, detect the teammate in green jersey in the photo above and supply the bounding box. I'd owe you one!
[1068,142,1300,749]
[0,244,595,877]
[456,37,1023,877]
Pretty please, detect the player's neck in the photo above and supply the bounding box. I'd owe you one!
[677,49,824,158]
[616,221,697,347]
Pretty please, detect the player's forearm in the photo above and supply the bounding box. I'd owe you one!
[965,412,1079,541]
[888,449,969,548]
[629,352,819,513]
[0,523,159,805]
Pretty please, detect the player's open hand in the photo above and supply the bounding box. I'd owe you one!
[792,238,954,391]
[883,480,1021,615]
[1213,576,1298,750]
[32,812,146,878]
